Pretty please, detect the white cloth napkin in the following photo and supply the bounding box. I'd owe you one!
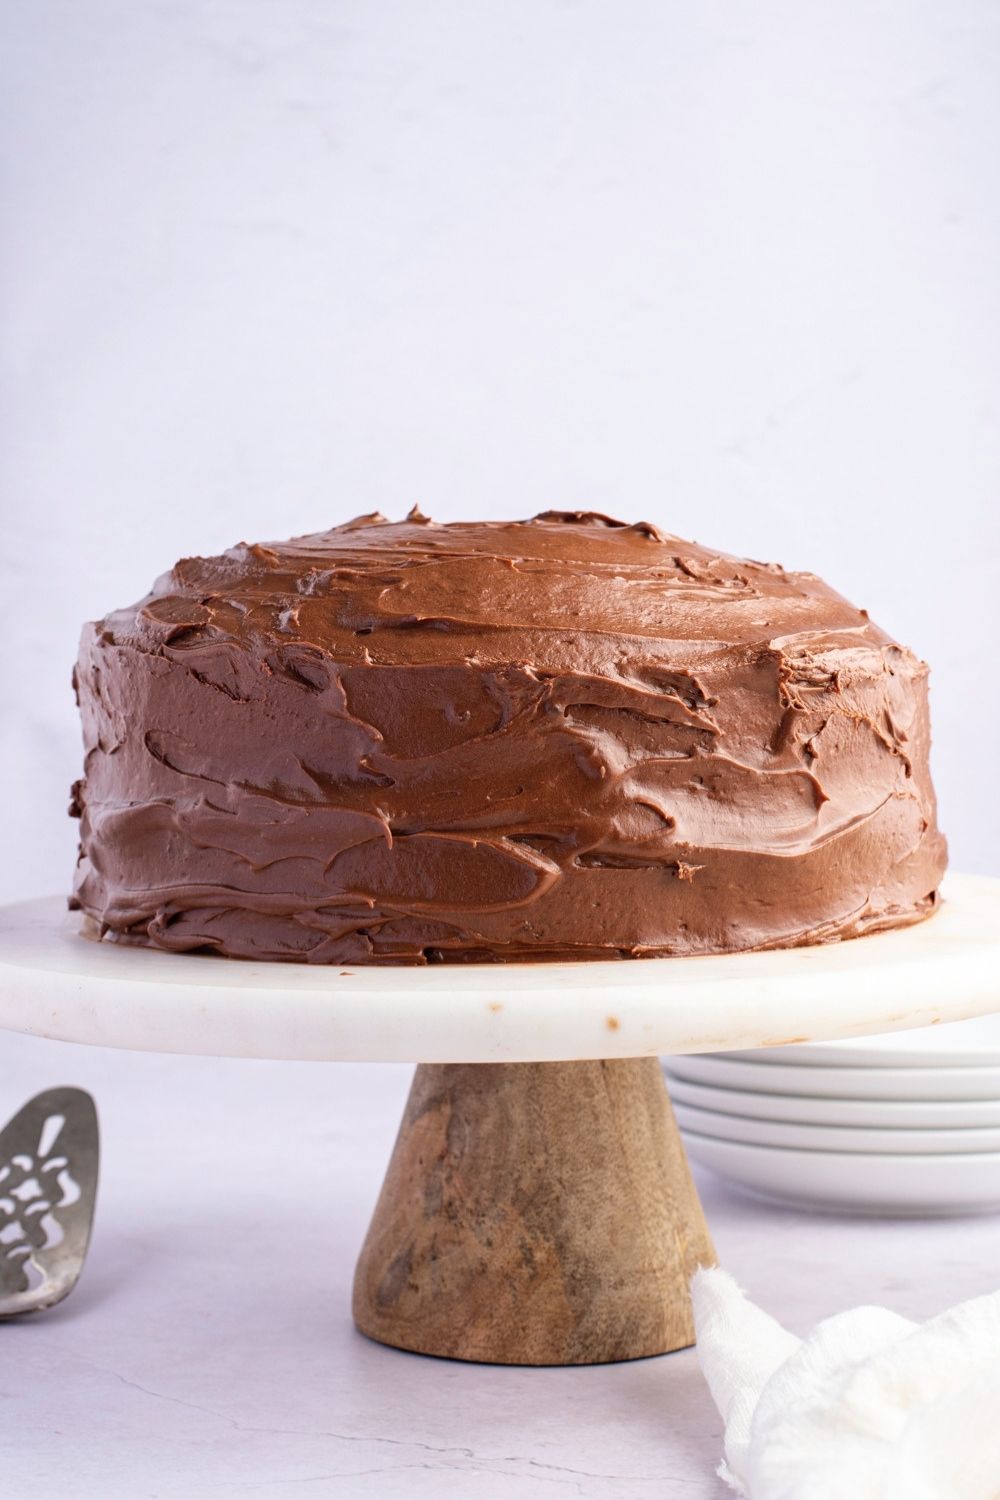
[691,1267,1000,1500]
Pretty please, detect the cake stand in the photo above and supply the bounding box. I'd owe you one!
[0,873,997,1367]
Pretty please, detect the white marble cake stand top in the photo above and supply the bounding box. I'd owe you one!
[0,874,996,1062]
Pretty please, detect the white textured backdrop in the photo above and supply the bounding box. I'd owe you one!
[2,0,998,903]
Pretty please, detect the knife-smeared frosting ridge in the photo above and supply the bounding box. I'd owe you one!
[70,509,946,962]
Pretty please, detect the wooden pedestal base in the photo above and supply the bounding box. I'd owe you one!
[352,1058,715,1365]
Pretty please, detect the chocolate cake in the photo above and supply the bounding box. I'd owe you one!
[71,510,946,963]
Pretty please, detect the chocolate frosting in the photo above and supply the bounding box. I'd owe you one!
[71,510,946,962]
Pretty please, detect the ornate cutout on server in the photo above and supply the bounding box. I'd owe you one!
[0,1087,99,1315]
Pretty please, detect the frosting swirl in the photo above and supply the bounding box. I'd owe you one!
[71,510,946,962]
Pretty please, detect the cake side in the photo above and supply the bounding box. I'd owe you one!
[70,511,947,962]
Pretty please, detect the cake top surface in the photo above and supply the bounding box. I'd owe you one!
[117,509,890,668]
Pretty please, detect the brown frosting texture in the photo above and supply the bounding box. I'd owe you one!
[71,510,946,962]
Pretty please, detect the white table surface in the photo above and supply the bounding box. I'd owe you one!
[4,1031,998,1500]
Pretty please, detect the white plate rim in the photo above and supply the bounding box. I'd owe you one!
[662,1073,1000,1126]
[672,1100,1000,1154]
[680,1130,1000,1214]
[681,1128,1000,1165]
[665,1053,1000,1100]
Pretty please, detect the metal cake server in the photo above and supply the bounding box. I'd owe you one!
[0,1087,99,1317]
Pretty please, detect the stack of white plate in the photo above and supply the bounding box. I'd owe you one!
[664,1013,1000,1215]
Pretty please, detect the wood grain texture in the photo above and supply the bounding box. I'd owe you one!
[352,1058,715,1365]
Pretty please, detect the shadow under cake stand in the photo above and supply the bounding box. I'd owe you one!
[0,872,997,1367]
